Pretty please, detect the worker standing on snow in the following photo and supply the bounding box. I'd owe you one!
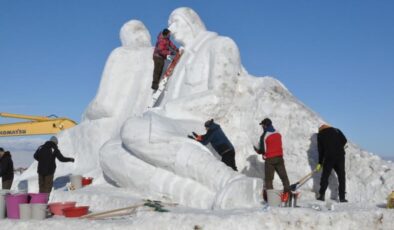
[254,118,290,194]
[190,119,238,171]
[316,124,348,202]
[151,28,178,91]
[0,148,14,189]
[34,136,75,194]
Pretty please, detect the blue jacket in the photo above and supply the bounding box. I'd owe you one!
[199,122,234,155]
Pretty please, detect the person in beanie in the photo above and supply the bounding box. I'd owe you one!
[0,147,14,189]
[151,28,178,91]
[190,119,238,171]
[316,124,348,202]
[34,136,75,193]
[254,118,290,194]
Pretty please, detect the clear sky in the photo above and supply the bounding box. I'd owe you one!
[1,0,393,158]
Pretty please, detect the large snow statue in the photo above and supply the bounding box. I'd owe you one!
[55,20,153,175]
[83,20,153,121]
[100,7,263,209]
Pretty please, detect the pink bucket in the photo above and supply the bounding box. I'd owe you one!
[6,194,28,219]
[29,193,49,204]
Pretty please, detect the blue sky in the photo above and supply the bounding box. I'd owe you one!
[0,0,393,158]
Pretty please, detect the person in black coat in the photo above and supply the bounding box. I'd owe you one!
[0,148,14,189]
[316,124,348,202]
[33,136,74,193]
[190,119,237,171]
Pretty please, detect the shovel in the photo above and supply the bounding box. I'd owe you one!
[290,168,318,191]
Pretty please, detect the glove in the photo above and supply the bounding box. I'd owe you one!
[315,164,322,172]
[187,135,195,140]
[166,55,173,61]
[179,46,185,54]
[253,146,259,153]
[70,158,75,163]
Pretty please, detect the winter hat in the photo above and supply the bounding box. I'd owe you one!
[162,28,171,36]
[319,124,331,132]
[50,136,58,144]
[259,118,272,126]
[204,119,214,128]
[0,147,4,153]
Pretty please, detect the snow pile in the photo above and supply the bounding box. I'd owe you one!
[4,6,394,229]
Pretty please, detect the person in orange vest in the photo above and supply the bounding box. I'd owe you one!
[254,118,290,194]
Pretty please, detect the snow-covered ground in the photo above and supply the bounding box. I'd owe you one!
[1,7,394,230]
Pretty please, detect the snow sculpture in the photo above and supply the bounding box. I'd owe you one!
[83,20,153,121]
[100,7,263,209]
[56,20,153,174]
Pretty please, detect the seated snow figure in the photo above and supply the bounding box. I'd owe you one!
[83,20,153,121]
[43,20,154,178]
[105,7,262,209]
[159,7,242,119]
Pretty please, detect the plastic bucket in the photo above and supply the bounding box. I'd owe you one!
[31,203,47,220]
[0,194,7,219]
[6,193,28,219]
[29,193,49,204]
[48,202,76,216]
[82,177,93,186]
[70,175,83,189]
[19,203,32,220]
[266,189,282,207]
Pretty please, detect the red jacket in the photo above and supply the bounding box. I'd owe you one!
[257,131,283,159]
[153,33,177,58]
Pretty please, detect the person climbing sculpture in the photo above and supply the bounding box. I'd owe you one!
[151,28,178,91]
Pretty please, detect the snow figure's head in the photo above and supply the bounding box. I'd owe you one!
[168,7,206,46]
[120,20,151,48]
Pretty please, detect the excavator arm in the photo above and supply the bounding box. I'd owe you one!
[0,112,77,137]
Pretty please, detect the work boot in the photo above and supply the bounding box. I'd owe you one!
[339,198,348,203]
[316,194,325,201]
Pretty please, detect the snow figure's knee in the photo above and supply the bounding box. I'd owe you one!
[213,176,263,209]
[121,116,150,145]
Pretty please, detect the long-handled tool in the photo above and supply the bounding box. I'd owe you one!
[290,168,318,191]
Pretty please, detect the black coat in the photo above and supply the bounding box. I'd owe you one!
[33,141,73,176]
[199,122,234,156]
[0,151,14,181]
[318,127,347,164]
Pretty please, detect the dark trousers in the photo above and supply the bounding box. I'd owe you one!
[152,56,165,90]
[319,156,346,199]
[221,149,237,171]
[38,174,54,194]
[265,156,290,192]
[2,179,13,190]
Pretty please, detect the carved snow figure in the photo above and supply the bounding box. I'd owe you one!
[99,7,263,209]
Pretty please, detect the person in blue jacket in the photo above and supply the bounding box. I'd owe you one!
[190,119,237,171]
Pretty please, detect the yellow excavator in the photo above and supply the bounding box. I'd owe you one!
[0,112,77,137]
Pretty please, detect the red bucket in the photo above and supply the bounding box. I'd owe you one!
[48,202,76,216]
[81,177,93,186]
[63,206,89,218]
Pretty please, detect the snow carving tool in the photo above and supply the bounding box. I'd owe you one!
[149,51,183,108]
[290,168,318,191]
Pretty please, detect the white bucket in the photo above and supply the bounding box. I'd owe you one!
[19,203,32,220]
[70,175,83,190]
[0,194,7,219]
[266,189,282,207]
[31,203,47,220]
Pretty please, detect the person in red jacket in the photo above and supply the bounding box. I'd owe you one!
[254,118,290,193]
[151,28,178,91]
